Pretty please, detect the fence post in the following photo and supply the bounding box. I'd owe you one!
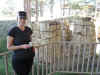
[4,55,9,75]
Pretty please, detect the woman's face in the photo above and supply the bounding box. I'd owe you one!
[18,18,26,26]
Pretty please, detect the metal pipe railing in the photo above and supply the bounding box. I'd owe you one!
[0,52,9,75]
[35,42,100,75]
[1,42,100,75]
[4,55,9,75]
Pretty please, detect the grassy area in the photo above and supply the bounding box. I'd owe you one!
[53,72,91,75]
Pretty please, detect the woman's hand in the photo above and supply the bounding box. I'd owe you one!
[7,36,31,51]
[20,44,31,49]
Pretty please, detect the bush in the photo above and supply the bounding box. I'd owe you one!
[0,20,17,52]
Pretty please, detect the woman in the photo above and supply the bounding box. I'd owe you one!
[7,11,35,75]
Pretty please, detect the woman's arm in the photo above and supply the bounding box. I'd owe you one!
[7,36,30,51]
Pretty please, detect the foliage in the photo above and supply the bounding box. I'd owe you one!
[0,20,17,53]
[71,3,81,9]
[53,72,91,75]
[0,54,13,75]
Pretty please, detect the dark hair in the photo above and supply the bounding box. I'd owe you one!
[18,11,27,19]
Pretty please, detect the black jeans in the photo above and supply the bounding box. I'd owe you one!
[12,56,33,75]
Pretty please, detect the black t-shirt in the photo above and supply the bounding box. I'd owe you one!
[8,26,35,58]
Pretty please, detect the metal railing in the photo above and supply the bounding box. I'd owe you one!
[36,41,100,75]
[0,51,35,75]
[0,52,16,75]
[0,52,9,75]
[0,41,100,75]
